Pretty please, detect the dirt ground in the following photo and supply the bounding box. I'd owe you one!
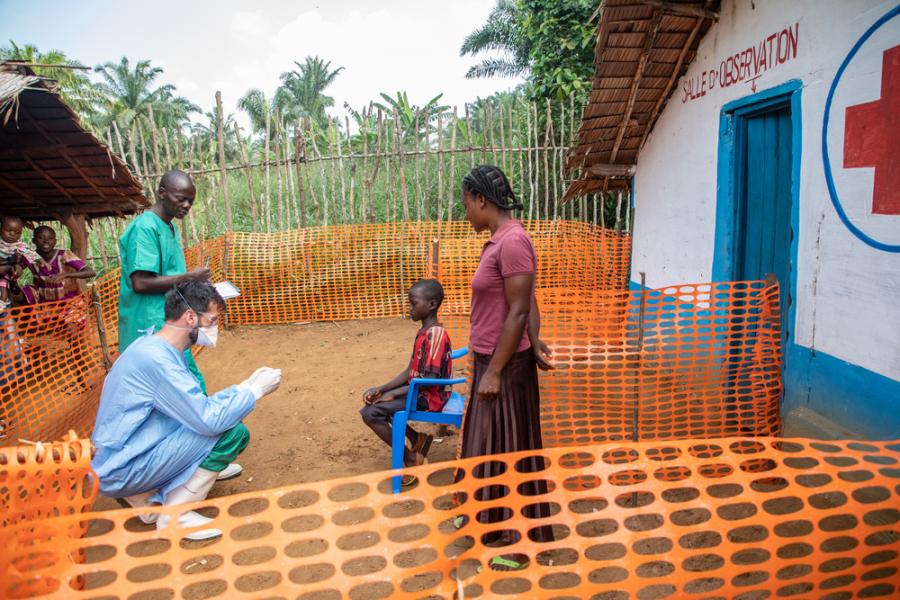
[92,317,463,512]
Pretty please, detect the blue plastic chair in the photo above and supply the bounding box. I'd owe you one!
[392,347,469,493]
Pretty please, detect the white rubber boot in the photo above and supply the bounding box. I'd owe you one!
[216,463,242,481]
[157,467,221,541]
[121,490,159,525]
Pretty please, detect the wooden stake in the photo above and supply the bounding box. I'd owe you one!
[464,104,475,168]
[206,137,216,237]
[447,107,457,223]
[615,191,623,231]
[215,91,234,232]
[335,122,347,222]
[517,106,525,219]
[386,115,395,221]
[146,105,162,174]
[284,126,297,228]
[274,111,285,231]
[111,121,128,166]
[137,121,150,186]
[625,190,631,232]
[526,103,535,220]
[126,122,141,179]
[344,116,355,223]
[162,128,173,167]
[543,100,552,220]
[423,111,431,219]
[95,218,110,270]
[264,105,271,232]
[294,123,307,228]
[499,104,507,175]
[174,130,182,170]
[310,122,329,226]
[394,109,409,221]
[368,109,384,223]
[328,123,341,224]
[414,111,422,221]
[436,112,444,222]
[360,111,369,224]
[487,103,497,166]
[235,122,258,232]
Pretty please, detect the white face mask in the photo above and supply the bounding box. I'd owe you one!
[196,324,218,347]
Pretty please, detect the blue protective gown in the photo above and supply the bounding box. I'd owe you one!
[91,333,256,502]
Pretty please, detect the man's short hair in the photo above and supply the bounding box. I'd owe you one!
[165,281,225,321]
[410,278,445,308]
[159,169,194,192]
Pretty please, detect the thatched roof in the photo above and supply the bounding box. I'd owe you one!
[0,61,148,220]
[564,0,720,198]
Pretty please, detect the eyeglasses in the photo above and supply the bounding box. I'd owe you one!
[174,287,219,326]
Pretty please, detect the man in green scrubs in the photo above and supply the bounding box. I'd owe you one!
[118,170,211,390]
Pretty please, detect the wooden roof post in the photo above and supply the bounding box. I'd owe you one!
[57,208,89,259]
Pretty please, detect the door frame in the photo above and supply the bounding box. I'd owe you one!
[712,80,803,346]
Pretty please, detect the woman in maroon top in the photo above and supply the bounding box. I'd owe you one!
[458,165,554,569]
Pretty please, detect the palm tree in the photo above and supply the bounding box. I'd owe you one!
[0,41,102,123]
[276,56,344,130]
[459,0,530,79]
[373,91,449,139]
[93,57,199,131]
[237,88,274,135]
[192,104,238,159]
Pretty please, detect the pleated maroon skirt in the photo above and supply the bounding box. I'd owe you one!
[460,349,553,545]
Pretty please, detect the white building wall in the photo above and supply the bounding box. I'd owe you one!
[632,0,900,382]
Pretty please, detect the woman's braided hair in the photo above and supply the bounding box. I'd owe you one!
[462,165,523,211]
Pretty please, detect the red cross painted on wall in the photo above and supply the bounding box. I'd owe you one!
[843,44,900,215]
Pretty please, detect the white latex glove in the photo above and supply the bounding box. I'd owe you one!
[241,367,282,399]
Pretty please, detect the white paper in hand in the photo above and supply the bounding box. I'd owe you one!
[213,281,241,300]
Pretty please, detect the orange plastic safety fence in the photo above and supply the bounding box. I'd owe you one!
[220,220,630,325]
[0,432,97,598]
[7,220,628,445]
[0,431,97,528]
[0,296,106,445]
[2,437,897,599]
[445,280,783,448]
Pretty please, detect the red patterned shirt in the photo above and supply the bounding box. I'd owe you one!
[408,325,453,411]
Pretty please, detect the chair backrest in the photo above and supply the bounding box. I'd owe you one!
[450,347,468,360]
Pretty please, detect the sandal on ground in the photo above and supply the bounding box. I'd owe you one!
[412,432,434,460]
[488,554,530,571]
[401,474,418,487]
[451,515,469,529]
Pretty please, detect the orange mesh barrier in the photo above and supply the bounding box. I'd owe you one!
[2,437,897,599]
[537,280,783,445]
[0,296,106,445]
[0,431,96,527]
[6,222,785,447]
[0,432,97,598]
[220,220,630,325]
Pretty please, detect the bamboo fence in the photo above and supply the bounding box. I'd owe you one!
[72,94,632,270]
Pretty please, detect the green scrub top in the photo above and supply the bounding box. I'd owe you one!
[118,211,187,352]
[117,211,207,393]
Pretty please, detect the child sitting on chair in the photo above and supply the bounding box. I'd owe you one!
[0,216,40,309]
[361,279,452,483]
[20,226,96,304]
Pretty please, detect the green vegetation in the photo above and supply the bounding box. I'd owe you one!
[2,11,630,277]
[460,0,596,102]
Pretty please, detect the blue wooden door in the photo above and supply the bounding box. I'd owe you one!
[735,106,793,341]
